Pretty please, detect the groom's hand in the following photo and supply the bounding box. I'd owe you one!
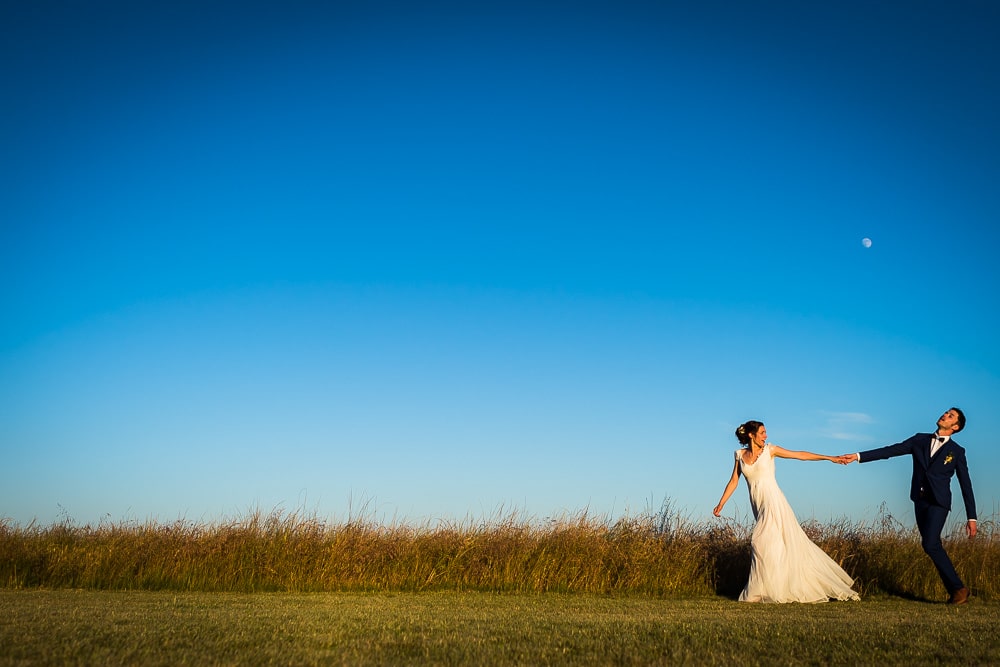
[967,521,978,538]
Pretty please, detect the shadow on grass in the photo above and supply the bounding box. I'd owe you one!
[711,544,750,599]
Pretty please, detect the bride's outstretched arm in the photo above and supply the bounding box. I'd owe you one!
[770,444,841,463]
[713,459,741,516]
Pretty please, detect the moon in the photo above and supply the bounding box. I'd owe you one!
[862,237,872,248]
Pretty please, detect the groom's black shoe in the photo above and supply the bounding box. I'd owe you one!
[948,587,970,605]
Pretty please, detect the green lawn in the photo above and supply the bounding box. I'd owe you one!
[1,590,995,665]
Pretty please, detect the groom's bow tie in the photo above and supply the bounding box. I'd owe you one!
[935,436,946,443]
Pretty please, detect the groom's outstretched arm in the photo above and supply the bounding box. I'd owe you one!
[855,435,921,463]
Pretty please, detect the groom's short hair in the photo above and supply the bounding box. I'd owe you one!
[952,407,966,432]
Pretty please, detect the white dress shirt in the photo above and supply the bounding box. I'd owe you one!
[930,435,949,458]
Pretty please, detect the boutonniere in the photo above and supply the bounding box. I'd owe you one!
[943,452,954,465]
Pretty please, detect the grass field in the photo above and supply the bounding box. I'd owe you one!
[3,506,997,664]
[2,590,998,666]
[3,504,997,600]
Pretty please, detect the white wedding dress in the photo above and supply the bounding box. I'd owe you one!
[737,445,860,603]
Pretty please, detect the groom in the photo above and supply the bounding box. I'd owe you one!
[839,408,977,604]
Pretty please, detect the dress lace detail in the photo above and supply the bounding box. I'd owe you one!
[736,445,860,603]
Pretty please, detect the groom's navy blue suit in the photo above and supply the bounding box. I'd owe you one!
[859,433,977,594]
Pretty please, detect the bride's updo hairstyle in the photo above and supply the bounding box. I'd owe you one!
[735,420,764,447]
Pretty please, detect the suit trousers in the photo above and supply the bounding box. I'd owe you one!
[914,498,964,593]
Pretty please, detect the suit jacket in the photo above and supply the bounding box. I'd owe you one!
[859,433,977,520]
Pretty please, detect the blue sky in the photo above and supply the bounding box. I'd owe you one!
[2,1,998,529]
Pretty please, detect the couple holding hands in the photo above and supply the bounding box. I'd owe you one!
[713,408,977,605]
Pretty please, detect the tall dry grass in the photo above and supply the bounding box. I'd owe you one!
[2,501,996,600]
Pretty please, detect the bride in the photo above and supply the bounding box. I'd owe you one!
[713,420,860,603]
